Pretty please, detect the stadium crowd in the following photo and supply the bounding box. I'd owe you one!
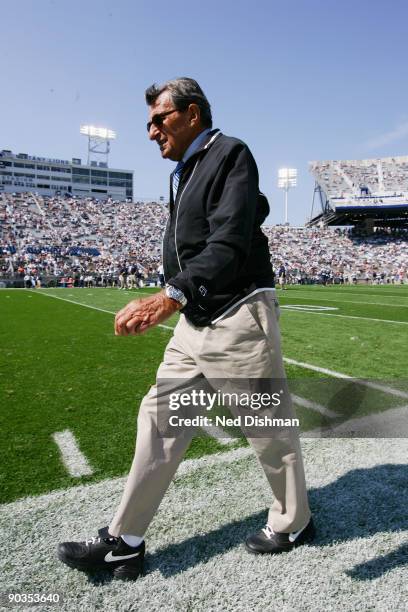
[0,193,407,287]
[310,156,408,200]
[263,225,407,285]
[0,193,166,287]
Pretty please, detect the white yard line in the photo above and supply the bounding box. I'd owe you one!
[291,394,338,418]
[280,295,408,308]
[30,290,408,400]
[304,404,408,438]
[30,290,175,330]
[117,289,153,297]
[284,356,359,378]
[200,424,237,445]
[32,290,119,316]
[282,288,408,299]
[3,436,406,512]
[3,446,254,509]
[32,289,408,329]
[281,305,338,312]
[30,290,408,326]
[52,430,93,477]
[105,288,156,297]
[281,308,408,325]
[284,357,408,400]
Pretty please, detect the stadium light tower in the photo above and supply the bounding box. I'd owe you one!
[80,125,116,166]
[278,168,297,225]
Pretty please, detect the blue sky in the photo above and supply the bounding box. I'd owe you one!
[1,0,408,225]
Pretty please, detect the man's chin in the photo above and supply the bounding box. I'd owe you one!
[162,150,178,161]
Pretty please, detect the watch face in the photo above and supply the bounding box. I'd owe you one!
[166,285,186,306]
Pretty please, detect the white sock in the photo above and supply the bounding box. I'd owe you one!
[121,534,144,547]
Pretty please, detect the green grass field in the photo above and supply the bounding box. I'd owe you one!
[1,284,407,503]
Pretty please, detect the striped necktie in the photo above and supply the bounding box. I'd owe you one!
[172,161,185,199]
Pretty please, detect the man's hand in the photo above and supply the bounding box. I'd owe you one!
[114,291,182,336]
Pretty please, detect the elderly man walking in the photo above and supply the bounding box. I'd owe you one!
[58,78,314,580]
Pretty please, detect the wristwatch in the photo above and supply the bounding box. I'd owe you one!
[165,284,187,307]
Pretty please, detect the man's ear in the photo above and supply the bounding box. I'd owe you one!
[188,103,201,127]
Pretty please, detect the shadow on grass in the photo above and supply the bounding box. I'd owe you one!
[85,462,408,585]
[345,543,408,581]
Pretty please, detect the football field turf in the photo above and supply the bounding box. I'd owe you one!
[1,285,407,610]
[1,284,407,503]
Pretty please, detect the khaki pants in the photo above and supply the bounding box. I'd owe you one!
[109,292,311,536]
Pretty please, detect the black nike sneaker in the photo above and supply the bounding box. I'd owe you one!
[57,527,145,580]
[245,518,315,554]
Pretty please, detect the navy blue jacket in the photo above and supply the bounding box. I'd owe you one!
[163,130,274,326]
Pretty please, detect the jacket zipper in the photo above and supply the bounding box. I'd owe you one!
[161,214,170,282]
[172,130,222,273]
[174,159,200,272]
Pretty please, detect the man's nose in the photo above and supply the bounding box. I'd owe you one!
[148,123,160,140]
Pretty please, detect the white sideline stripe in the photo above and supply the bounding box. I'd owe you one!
[3,437,406,512]
[110,288,156,297]
[304,404,408,438]
[284,357,408,400]
[2,447,254,509]
[282,308,408,325]
[281,295,408,308]
[52,430,93,477]
[291,394,338,418]
[28,289,408,326]
[29,290,175,330]
[117,290,153,297]
[284,288,408,300]
[30,290,407,400]
[200,424,236,446]
[281,305,338,312]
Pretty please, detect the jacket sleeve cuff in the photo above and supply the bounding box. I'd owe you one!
[166,275,197,304]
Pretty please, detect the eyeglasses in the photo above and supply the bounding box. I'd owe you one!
[146,109,180,132]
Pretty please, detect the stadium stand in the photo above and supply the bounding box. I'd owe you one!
[1,193,407,287]
[309,155,408,227]
[0,193,166,287]
[263,226,407,285]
